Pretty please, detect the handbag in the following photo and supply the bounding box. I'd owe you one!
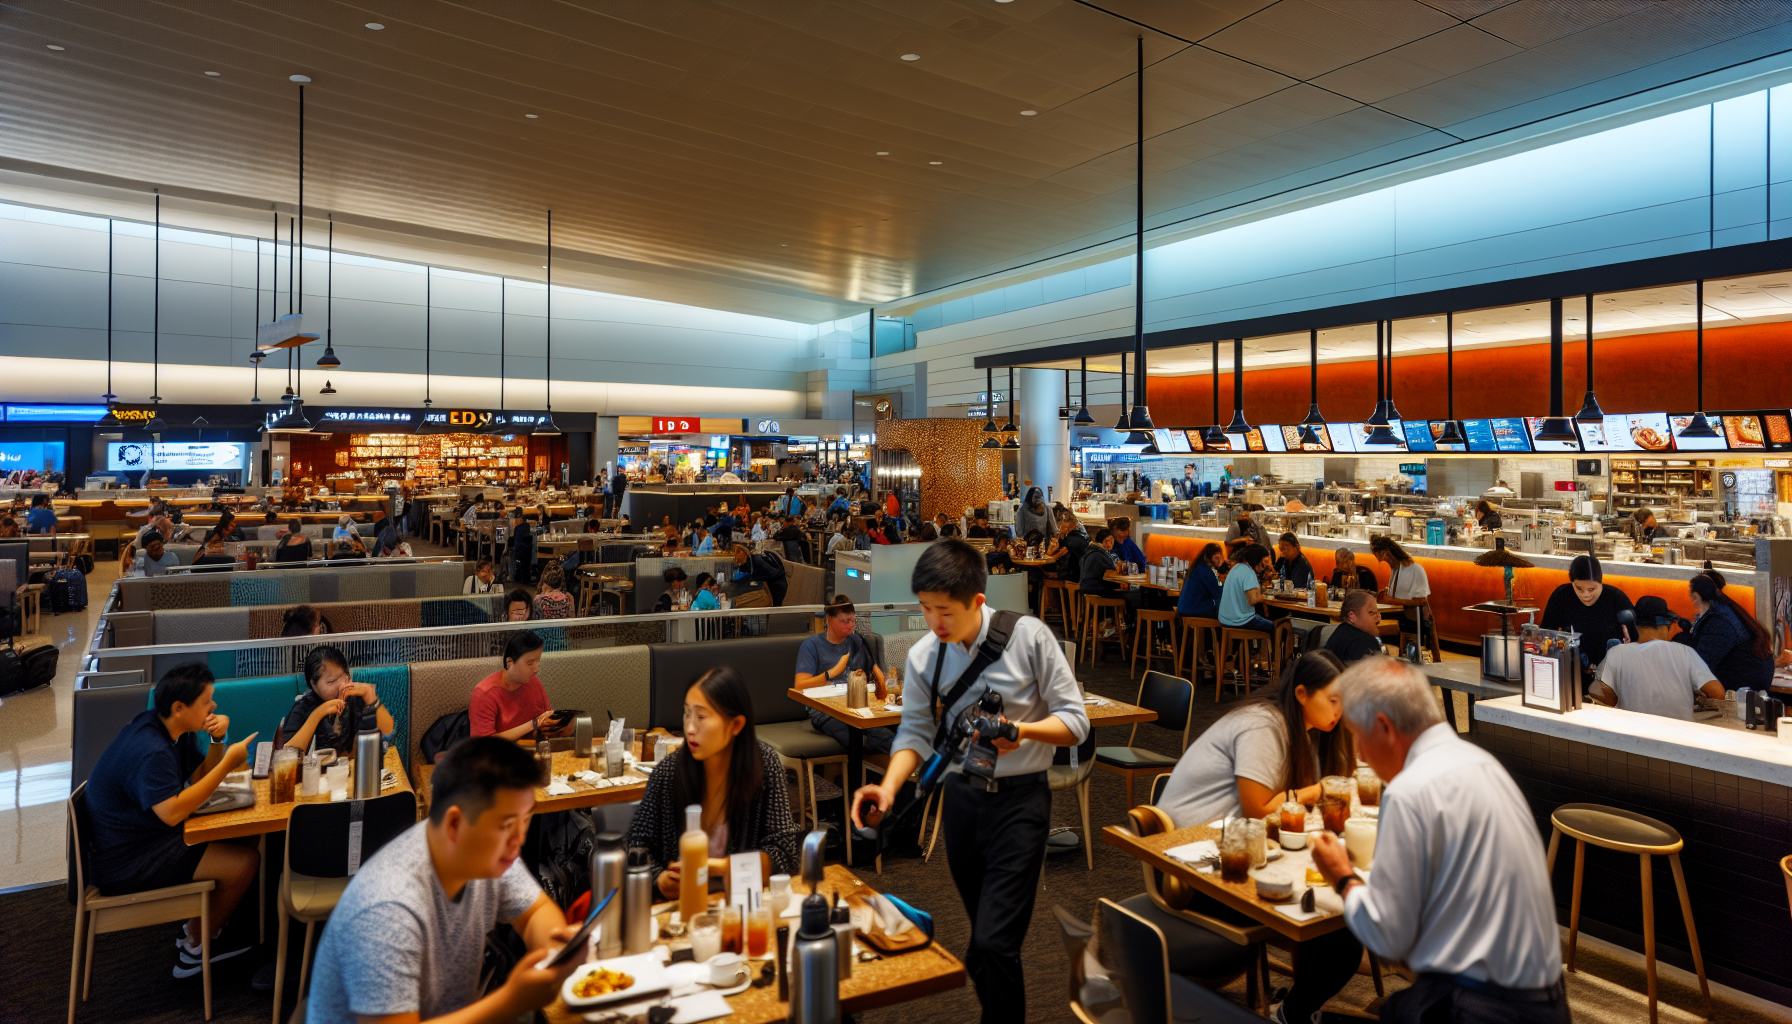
[732,586,773,609]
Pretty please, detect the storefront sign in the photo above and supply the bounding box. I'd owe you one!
[311,408,418,427]
[755,419,781,433]
[654,416,703,433]
[3,404,109,423]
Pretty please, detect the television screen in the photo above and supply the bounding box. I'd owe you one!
[1461,419,1498,452]
[1260,426,1288,452]
[1668,414,1725,451]
[1524,417,1581,452]
[1488,418,1531,452]
[1182,429,1206,452]
[1279,424,1332,452]
[1722,414,1766,450]
[1402,420,1436,452]
[107,442,246,472]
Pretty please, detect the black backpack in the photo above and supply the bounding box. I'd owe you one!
[529,809,596,909]
[751,552,786,582]
[419,710,471,765]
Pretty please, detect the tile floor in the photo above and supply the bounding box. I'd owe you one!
[0,559,118,890]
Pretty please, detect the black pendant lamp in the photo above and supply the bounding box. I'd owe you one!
[534,210,566,437]
[1298,328,1325,447]
[1223,337,1251,435]
[249,351,267,404]
[1575,293,1604,423]
[480,276,528,436]
[1001,369,1021,449]
[1364,320,1400,445]
[144,192,167,435]
[1073,357,1094,424]
[267,84,313,434]
[416,267,453,435]
[1114,352,1131,431]
[318,380,337,395]
[1435,313,1467,446]
[980,367,1001,448]
[97,217,122,426]
[316,216,340,369]
[1202,341,1226,447]
[1384,320,1404,424]
[247,220,267,403]
[1126,35,1154,434]
[1680,279,1719,437]
[1060,369,1071,421]
[1532,297,1579,441]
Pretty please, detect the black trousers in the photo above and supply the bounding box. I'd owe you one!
[1383,974,1571,1024]
[941,772,1051,1024]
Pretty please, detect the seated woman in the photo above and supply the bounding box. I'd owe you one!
[470,631,559,741]
[280,604,334,637]
[190,529,235,569]
[1218,543,1273,633]
[690,572,722,610]
[795,597,893,754]
[504,588,534,622]
[1327,547,1377,593]
[332,515,357,547]
[1176,542,1227,619]
[1677,569,1774,690]
[1474,499,1503,533]
[281,646,392,753]
[625,666,800,898]
[654,567,692,612]
[272,521,313,563]
[1154,652,1360,1024]
[532,564,573,619]
[731,543,788,606]
[1540,555,1634,681]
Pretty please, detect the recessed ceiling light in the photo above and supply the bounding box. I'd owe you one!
[365,22,385,30]
[929,161,943,165]
[204,71,221,77]
[525,113,539,119]
[1020,110,1037,116]
[290,74,312,83]
[876,151,889,156]
[901,53,920,61]
[46,44,65,51]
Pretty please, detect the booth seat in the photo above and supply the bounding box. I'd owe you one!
[136,667,415,764]
[646,633,819,755]
[115,560,465,612]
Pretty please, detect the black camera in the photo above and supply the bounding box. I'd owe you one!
[960,692,1020,785]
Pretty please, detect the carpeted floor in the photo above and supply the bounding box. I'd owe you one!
[7,628,1787,1024]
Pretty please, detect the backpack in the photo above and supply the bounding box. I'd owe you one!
[46,567,87,613]
[0,637,58,697]
[529,808,596,909]
[750,552,786,582]
[419,710,471,765]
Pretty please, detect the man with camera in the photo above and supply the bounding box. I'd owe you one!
[852,539,1088,1024]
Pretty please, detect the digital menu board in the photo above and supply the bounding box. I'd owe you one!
[1760,412,1792,450]
[1722,414,1766,450]
[1261,426,1288,453]
[1428,420,1468,452]
[1615,412,1674,452]
[1575,419,1629,452]
[1182,429,1206,452]
[1242,428,1268,452]
[1278,424,1332,452]
[1523,417,1581,453]
[1402,420,1436,452]
[1489,418,1531,452]
[1460,420,1498,452]
[107,442,246,471]
[1153,429,1192,453]
[1668,414,1725,451]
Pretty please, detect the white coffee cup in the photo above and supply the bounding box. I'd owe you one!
[708,951,747,987]
[1344,817,1378,869]
[1778,719,1792,745]
[1279,829,1307,851]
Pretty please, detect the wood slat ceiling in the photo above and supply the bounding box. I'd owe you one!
[3,0,1790,321]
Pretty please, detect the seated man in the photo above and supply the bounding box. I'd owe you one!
[25,493,58,534]
[1589,596,1723,720]
[306,737,583,1023]
[795,597,894,754]
[1329,547,1378,593]
[1273,532,1315,590]
[471,631,558,741]
[1324,590,1385,663]
[85,664,260,976]
[1108,516,1146,568]
[131,530,180,577]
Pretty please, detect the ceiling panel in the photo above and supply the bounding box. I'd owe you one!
[3,0,1790,322]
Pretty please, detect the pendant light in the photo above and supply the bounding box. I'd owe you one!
[1126,34,1154,434]
[1574,293,1604,422]
[1000,368,1021,449]
[1298,328,1325,447]
[1202,341,1226,447]
[249,351,267,403]
[1113,352,1130,432]
[266,84,313,434]
[979,368,1002,449]
[144,192,166,435]
[480,275,528,435]
[1434,313,1467,447]
[316,216,340,368]
[1384,320,1404,424]
[1532,298,1579,442]
[318,380,337,395]
[1680,279,1719,437]
[1073,357,1094,424]
[1364,320,1400,445]
[1060,370,1071,421]
[1223,337,1251,435]
[247,219,269,402]
[415,266,453,435]
[534,209,565,437]
[97,217,122,426]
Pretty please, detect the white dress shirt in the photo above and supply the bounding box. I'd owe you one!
[1342,723,1561,989]
[893,605,1089,777]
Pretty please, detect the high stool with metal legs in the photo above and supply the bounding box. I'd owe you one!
[1081,595,1129,665]
[1547,803,1710,1024]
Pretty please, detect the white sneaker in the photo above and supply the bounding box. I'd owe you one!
[173,939,253,979]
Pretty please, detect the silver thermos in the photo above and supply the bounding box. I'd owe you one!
[622,846,655,955]
[352,713,382,800]
[590,833,627,959]
[787,895,840,1024]
[573,714,594,757]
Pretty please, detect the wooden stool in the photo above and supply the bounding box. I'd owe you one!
[1217,626,1273,700]
[1042,579,1077,633]
[17,584,43,636]
[1131,609,1179,678]
[1547,803,1710,1024]
[1179,616,1221,680]
[1080,595,1129,665]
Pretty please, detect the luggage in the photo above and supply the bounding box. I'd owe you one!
[45,567,87,613]
[73,553,94,576]
[0,637,58,697]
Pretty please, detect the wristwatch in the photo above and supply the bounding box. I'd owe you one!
[1333,873,1363,896]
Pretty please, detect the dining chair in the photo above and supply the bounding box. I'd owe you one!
[1094,671,1193,811]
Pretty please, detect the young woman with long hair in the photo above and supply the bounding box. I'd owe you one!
[1681,568,1774,689]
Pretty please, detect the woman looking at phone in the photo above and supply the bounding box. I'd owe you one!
[281,646,392,753]
[626,667,799,899]
[470,631,561,741]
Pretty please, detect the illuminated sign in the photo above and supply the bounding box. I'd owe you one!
[755,419,781,433]
[108,442,245,471]
[4,404,109,423]
[653,417,701,433]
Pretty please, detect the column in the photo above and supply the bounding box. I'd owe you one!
[1017,367,1069,504]
[592,416,619,483]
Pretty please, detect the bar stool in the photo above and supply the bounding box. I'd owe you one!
[1080,595,1129,665]
[1217,625,1273,701]
[1042,579,1077,633]
[1547,803,1710,1024]
[1131,609,1179,678]
[1179,616,1221,681]
[17,583,43,636]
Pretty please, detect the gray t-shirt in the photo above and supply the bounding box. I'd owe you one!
[307,821,542,1022]
[1156,704,1287,828]
[796,632,874,681]
[1598,640,1716,721]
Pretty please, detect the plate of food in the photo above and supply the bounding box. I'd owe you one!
[561,953,669,1010]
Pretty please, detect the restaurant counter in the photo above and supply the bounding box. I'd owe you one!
[1133,522,1756,646]
[1473,694,1792,1006]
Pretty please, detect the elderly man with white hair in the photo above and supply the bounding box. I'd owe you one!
[1310,657,1568,1024]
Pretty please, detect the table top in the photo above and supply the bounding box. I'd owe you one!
[1100,823,1348,943]
[790,687,1158,730]
[1261,595,1402,620]
[544,863,966,1024]
[415,749,651,818]
[1011,557,1059,567]
[185,746,412,845]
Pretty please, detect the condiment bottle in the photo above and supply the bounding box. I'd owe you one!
[679,803,708,922]
[788,894,841,1024]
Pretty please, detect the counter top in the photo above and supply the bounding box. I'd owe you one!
[1473,694,1792,786]
[1421,659,1521,700]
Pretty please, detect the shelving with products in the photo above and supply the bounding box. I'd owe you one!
[1606,458,1715,510]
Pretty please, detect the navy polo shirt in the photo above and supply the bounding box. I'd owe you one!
[84,709,205,889]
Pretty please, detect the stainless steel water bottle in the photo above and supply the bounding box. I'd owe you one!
[622,845,655,955]
[787,894,840,1024]
[589,832,626,958]
[352,713,382,800]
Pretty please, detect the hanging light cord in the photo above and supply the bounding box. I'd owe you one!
[104,218,114,402]
[546,210,553,416]
[425,267,432,406]
[152,192,160,404]
[1446,313,1455,420]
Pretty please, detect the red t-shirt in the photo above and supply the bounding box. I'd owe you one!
[469,671,549,737]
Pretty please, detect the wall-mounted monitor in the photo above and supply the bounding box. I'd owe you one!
[1401,420,1436,452]
[1278,424,1332,452]
[1460,420,1498,452]
[1668,414,1725,451]
[107,442,246,472]
[1721,414,1767,450]
[1523,417,1582,452]
[1488,418,1531,452]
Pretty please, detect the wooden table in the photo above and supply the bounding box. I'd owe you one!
[1101,823,1348,943]
[414,749,651,819]
[184,746,412,845]
[544,863,966,1024]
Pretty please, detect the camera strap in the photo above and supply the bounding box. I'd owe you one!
[926,609,1022,756]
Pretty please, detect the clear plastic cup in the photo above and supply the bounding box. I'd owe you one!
[690,911,721,962]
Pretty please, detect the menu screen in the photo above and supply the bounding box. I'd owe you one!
[1762,412,1792,450]
[1524,417,1582,452]
[1154,429,1192,453]
[1669,414,1726,451]
[1461,420,1499,452]
[1182,429,1206,452]
[1575,419,1630,452]
[1722,415,1766,450]
[1279,424,1332,452]
[1402,420,1436,451]
[1489,418,1531,452]
[1242,427,1268,452]
[1261,426,1288,452]
[1429,420,1467,452]
[1618,412,1675,452]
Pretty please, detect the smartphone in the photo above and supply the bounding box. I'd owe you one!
[543,888,616,969]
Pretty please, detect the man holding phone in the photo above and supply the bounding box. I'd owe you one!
[84,664,261,976]
[306,736,584,1023]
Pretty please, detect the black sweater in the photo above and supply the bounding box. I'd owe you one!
[1540,584,1635,665]
[624,741,800,883]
